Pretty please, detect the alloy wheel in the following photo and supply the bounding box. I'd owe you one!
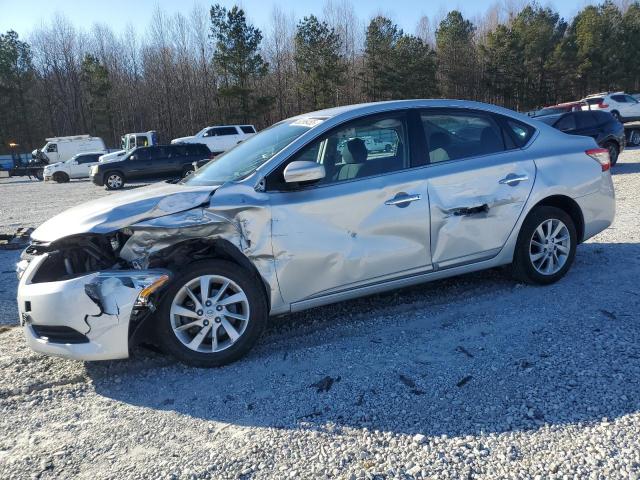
[107,174,123,189]
[170,275,250,353]
[529,219,571,275]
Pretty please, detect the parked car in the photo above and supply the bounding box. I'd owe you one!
[43,152,104,183]
[535,110,625,165]
[99,131,158,164]
[17,100,614,367]
[90,143,213,190]
[581,92,640,122]
[171,125,257,154]
[533,101,587,117]
[31,135,105,165]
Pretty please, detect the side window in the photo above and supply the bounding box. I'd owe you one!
[268,113,410,189]
[611,95,627,103]
[555,114,577,132]
[212,127,238,136]
[625,95,638,104]
[504,119,535,147]
[76,155,94,164]
[133,149,150,161]
[576,113,596,129]
[170,146,187,157]
[240,126,256,134]
[137,135,150,147]
[421,111,505,163]
[46,144,57,153]
[203,128,215,138]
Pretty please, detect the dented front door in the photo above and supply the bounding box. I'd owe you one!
[269,170,432,305]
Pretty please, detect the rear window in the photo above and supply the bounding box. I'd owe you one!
[585,97,603,105]
[575,112,596,129]
[240,126,256,134]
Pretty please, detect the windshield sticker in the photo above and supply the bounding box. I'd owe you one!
[290,117,325,127]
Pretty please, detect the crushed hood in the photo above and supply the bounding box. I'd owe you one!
[31,182,217,243]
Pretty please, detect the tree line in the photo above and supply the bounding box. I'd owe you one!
[1,0,639,152]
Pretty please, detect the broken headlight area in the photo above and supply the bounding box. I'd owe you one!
[20,233,129,283]
[84,271,170,313]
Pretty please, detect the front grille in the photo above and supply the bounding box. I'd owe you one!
[31,325,89,344]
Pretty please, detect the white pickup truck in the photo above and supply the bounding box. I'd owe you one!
[171,125,256,154]
[99,131,158,164]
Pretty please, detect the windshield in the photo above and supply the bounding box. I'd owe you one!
[183,119,320,186]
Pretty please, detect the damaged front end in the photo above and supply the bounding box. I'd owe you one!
[17,234,170,361]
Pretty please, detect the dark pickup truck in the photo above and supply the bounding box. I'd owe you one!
[90,144,213,190]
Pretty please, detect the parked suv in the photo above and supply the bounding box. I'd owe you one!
[90,144,212,190]
[581,92,640,122]
[536,111,625,165]
[17,100,614,367]
[171,125,257,155]
[43,152,103,183]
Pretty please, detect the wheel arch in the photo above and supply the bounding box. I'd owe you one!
[148,238,272,312]
[529,195,585,243]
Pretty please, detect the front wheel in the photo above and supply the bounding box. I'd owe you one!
[512,206,577,285]
[156,260,268,367]
[53,172,70,183]
[105,172,124,190]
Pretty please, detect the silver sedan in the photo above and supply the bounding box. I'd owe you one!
[17,100,615,366]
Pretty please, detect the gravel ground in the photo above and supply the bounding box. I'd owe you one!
[0,153,639,479]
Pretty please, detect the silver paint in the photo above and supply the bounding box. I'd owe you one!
[20,99,616,362]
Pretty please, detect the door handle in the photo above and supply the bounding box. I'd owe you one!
[499,173,529,186]
[385,193,421,207]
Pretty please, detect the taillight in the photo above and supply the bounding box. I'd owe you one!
[586,148,610,171]
[598,102,609,108]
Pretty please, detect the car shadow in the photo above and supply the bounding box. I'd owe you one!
[87,242,640,438]
[612,161,640,175]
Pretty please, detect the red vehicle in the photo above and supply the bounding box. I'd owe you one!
[534,101,587,117]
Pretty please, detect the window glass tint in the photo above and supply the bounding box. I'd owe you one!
[575,112,596,129]
[202,128,215,138]
[136,135,150,147]
[505,119,535,147]
[271,114,409,188]
[46,144,57,153]
[625,95,638,103]
[611,95,627,103]
[77,155,97,164]
[593,111,612,123]
[214,127,238,136]
[132,148,150,161]
[555,114,577,131]
[240,126,256,134]
[421,112,505,163]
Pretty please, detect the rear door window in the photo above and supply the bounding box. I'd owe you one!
[421,111,506,163]
[504,119,535,147]
[611,95,627,103]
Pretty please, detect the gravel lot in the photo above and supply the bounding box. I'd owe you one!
[1,154,639,479]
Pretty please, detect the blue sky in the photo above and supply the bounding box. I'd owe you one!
[0,0,592,39]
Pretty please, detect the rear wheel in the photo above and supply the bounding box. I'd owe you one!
[604,141,619,166]
[156,260,268,367]
[512,206,577,285]
[53,172,70,183]
[105,171,124,190]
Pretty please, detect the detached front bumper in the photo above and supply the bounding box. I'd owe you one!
[17,254,168,361]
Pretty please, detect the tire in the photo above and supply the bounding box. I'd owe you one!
[104,171,125,190]
[604,141,619,166]
[33,170,44,181]
[53,172,70,183]
[512,206,577,285]
[156,260,268,367]
[630,129,640,146]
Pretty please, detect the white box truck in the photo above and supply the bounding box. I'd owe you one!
[99,131,158,164]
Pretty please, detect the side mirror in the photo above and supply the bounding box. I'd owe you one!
[283,161,325,184]
[130,155,137,161]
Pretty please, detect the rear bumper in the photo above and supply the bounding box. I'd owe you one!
[575,173,616,242]
[17,254,167,361]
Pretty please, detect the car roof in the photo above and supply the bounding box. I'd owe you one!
[288,99,532,124]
